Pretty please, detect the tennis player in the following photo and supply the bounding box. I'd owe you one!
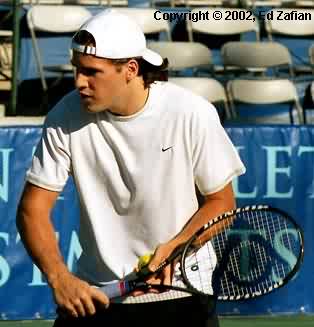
[16,9,245,327]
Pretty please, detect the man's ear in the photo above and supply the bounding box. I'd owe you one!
[126,59,139,81]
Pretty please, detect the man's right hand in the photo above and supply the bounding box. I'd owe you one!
[49,270,110,318]
[17,183,110,318]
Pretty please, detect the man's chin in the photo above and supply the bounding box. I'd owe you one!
[81,102,108,113]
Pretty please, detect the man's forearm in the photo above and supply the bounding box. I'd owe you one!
[16,204,110,317]
[173,198,234,246]
[16,209,69,286]
[147,186,236,273]
[170,183,236,248]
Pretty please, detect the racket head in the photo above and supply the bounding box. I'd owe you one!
[180,205,304,301]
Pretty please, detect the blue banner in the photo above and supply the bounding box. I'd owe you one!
[220,126,314,315]
[0,125,313,319]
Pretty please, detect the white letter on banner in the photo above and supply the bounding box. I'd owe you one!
[272,229,298,281]
[298,146,314,198]
[0,149,14,203]
[28,232,59,286]
[66,231,82,272]
[29,266,47,286]
[232,147,257,198]
[263,146,293,198]
[0,233,10,286]
[32,146,37,157]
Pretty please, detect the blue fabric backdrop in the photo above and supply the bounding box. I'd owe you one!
[0,125,313,319]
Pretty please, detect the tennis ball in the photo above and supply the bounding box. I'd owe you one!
[138,253,153,270]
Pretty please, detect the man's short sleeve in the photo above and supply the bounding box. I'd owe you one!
[26,113,71,192]
[192,106,246,195]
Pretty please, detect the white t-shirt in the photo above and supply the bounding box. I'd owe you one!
[26,81,245,291]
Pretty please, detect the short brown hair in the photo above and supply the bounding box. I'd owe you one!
[72,30,168,88]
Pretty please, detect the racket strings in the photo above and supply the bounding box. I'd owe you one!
[184,209,301,300]
[264,211,297,281]
[214,211,300,296]
[182,218,234,296]
[116,207,302,303]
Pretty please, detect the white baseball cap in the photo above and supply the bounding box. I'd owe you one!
[71,9,163,66]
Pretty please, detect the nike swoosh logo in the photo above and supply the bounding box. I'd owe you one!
[162,146,173,152]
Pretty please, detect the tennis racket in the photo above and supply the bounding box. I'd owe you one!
[98,205,304,302]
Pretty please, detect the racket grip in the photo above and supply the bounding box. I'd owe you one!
[99,281,132,299]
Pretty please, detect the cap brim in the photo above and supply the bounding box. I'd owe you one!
[142,48,163,66]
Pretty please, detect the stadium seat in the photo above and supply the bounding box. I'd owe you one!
[242,0,286,9]
[169,77,232,121]
[116,8,171,41]
[221,41,294,77]
[0,27,12,114]
[150,0,225,7]
[187,8,260,42]
[75,0,128,6]
[265,9,314,38]
[264,8,314,74]
[26,5,92,93]
[302,80,314,123]
[309,43,314,71]
[21,0,64,3]
[148,41,212,75]
[0,30,12,86]
[22,0,127,3]
[242,0,308,7]
[226,79,304,124]
[186,8,259,72]
[295,0,314,7]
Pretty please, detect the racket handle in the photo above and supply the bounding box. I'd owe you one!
[98,281,132,299]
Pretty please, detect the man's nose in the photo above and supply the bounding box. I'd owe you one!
[75,71,88,90]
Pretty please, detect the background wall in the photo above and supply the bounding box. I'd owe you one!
[0,125,313,319]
